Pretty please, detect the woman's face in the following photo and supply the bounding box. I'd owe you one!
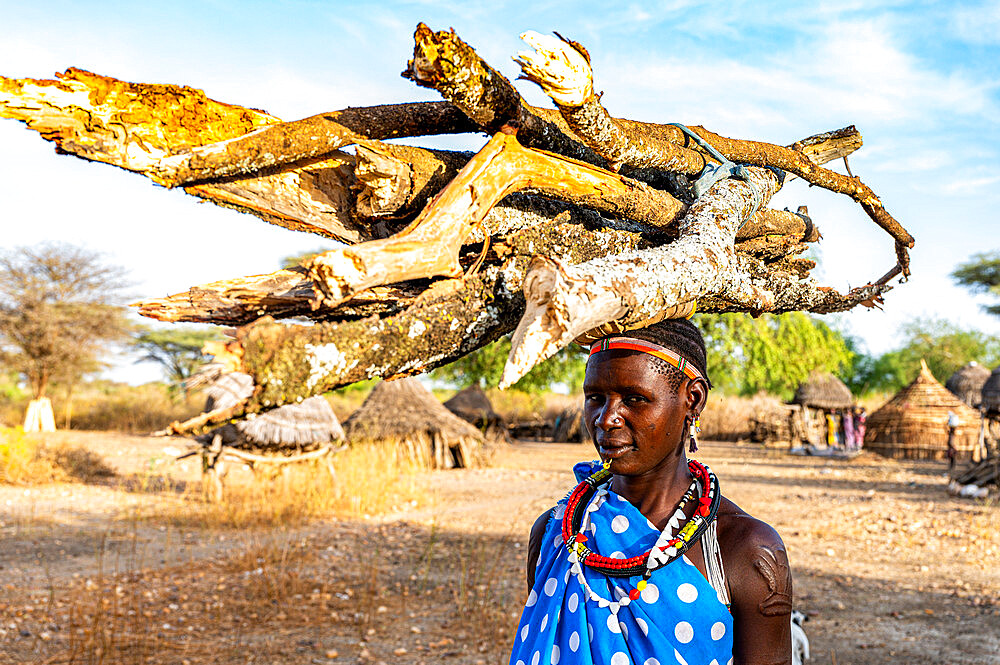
[583,350,703,476]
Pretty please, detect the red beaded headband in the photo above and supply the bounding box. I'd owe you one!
[588,336,705,382]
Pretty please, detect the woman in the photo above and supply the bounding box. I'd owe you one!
[511,319,792,665]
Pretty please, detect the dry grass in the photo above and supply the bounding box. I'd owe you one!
[0,427,115,485]
[146,440,426,530]
[69,384,202,433]
[701,392,783,440]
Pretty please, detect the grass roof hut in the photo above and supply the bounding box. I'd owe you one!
[197,371,345,453]
[552,406,588,443]
[344,377,488,469]
[865,360,980,460]
[791,371,854,411]
[981,366,1000,417]
[945,361,991,409]
[443,385,508,443]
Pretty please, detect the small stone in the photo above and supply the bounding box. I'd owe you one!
[393,648,407,655]
[325,649,339,658]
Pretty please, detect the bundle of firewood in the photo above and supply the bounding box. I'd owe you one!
[0,25,913,434]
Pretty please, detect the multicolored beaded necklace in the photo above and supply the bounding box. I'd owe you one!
[563,459,720,577]
[560,459,721,612]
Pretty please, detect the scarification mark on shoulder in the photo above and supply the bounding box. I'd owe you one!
[754,545,792,617]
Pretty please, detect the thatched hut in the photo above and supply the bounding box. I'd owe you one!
[865,360,979,460]
[552,406,588,443]
[980,366,1000,416]
[945,362,991,409]
[444,385,508,443]
[344,377,488,468]
[791,371,853,410]
[196,371,345,453]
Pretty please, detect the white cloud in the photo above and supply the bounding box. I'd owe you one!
[951,1,1000,45]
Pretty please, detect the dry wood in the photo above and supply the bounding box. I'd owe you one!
[501,166,784,387]
[512,31,912,280]
[168,216,655,434]
[306,129,685,309]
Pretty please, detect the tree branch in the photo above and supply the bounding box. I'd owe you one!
[501,166,784,387]
[305,129,685,309]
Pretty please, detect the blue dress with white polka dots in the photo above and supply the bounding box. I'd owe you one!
[509,461,734,665]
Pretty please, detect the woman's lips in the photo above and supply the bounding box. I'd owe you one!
[599,441,634,458]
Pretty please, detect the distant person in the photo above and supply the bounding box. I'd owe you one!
[512,319,793,665]
[825,411,838,448]
[841,409,855,451]
[853,407,867,449]
[946,410,960,472]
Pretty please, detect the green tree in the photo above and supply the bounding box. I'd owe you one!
[698,312,853,400]
[280,248,336,269]
[431,335,587,393]
[0,243,132,402]
[952,251,1000,317]
[869,318,1000,393]
[132,326,223,391]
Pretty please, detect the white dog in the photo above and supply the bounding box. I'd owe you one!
[791,610,810,664]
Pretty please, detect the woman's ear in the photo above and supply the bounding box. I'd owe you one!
[685,377,709,414]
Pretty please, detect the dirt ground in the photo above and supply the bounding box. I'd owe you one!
[1,432,997,665]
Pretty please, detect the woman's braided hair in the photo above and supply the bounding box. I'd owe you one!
[619,318,711,390]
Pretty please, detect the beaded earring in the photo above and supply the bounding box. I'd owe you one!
[689,414,701,453]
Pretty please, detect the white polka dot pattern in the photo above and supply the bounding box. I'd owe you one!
[674,621,694,643]
[611,515,630,533]
[611,652,630,665]
[508,463,733,665]
[676,583,698,603]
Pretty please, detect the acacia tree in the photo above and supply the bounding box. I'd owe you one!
[953,251,1000,317]
[132,326,222,392]
[0,244,132,411]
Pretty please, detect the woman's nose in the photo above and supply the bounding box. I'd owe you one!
[595,399,623,430]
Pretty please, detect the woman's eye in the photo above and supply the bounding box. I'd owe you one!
[626,394,647,403]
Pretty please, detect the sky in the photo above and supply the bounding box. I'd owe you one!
[1,0,998,384]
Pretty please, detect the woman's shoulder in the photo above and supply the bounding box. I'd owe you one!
[714,495,793,615]
[714,496,785,554]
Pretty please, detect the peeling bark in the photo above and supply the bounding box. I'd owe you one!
[501,166,783,387]
[168,218,653,434]
[306,130,685,309]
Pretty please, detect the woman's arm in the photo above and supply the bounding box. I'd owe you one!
[722,514,793,665]
[526,510,553,592]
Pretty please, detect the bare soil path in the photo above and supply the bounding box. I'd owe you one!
[1,432,997,664]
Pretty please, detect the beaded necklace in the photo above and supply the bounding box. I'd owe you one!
[562,459,719,577]
[560,459,721,611]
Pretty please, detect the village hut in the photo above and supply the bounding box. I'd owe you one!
[980,366,1000,416]
[196,371,345,453]
[344,377,488,468]
[791,371,854,411]
[945,362,991,409]
[443,385,509,443]
[552,406,588,443]
[865,360,980,460]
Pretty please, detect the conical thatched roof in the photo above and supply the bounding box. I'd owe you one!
[344,378,487,468]
[444,385,503,428]
[945,361,991,408]
[865,360,980,460]
[196,372,344,453]
[791,371,853,410]
[982,366,1000,415]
